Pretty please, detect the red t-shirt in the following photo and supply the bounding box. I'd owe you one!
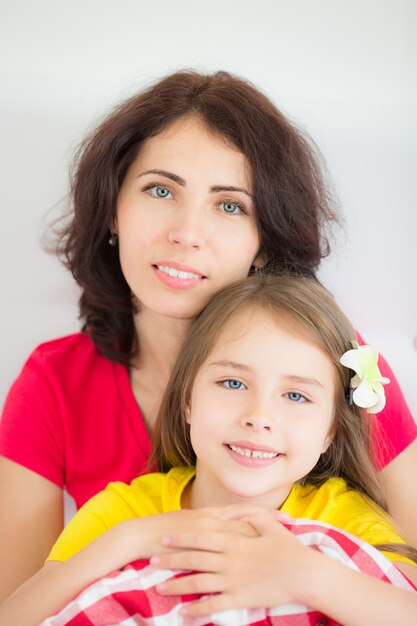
[0,332,416,508]
[0,334,152,507]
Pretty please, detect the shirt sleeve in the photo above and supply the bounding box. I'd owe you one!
[355,331,417,470]
[46,482,143,562]
[46,490,117,562]
[0,348,65,487]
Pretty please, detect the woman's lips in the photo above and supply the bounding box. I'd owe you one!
[152,262,207,289]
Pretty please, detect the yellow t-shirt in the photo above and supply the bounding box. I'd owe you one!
[47,467,411,565]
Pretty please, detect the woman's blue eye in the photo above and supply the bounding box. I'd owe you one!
[222,379,246,390]
[220,201,242,215]
[286,392,307,403]
[148,185,172,199]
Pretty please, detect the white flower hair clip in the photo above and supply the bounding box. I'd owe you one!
[339,341,390,414]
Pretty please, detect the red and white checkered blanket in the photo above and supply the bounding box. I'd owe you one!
[39,518,417,626]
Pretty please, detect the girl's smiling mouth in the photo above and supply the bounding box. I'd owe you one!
[225,441,282,466]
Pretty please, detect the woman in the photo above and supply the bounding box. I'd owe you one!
[0,70,416,600]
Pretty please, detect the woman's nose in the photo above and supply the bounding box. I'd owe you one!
[167,206,206,249]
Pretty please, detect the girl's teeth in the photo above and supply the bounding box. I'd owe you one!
[228,444,278,459]
[157,265,201,280]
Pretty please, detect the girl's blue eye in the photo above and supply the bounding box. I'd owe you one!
[221,379,246,390]
[219,201,243,215]
[148,185,172,199]
[286,392,307,403]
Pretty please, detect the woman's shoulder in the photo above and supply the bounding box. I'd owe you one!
[1,331,121,441]
[355,329,416,468]
[22,332,116,382]
[27,332,101,364]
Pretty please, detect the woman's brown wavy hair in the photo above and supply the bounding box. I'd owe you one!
[53,70,338,363]
[152,272,417,563]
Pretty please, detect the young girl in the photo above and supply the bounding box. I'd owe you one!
[1,69,416,600]
[1,274,416,626]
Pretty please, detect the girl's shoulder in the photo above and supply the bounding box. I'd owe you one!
[127,467,196,512]
[283,478,406,550]
[282,478,387,527]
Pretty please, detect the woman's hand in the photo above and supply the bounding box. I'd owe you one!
[150,509,312,617]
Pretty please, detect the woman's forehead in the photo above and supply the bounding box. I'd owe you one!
[134,116,252,185]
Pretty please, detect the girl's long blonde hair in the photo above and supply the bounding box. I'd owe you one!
[153,273,384,502]
[152,273,416,560]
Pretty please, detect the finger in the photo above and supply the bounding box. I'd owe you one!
[180,593,235,617]
[273,510,292,522]
[151,549,221,572]
[246,510,288,536]
[161,529,229,552]
[156,572,222,596]
[226,519,259,537]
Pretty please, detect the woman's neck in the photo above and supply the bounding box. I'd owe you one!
[129,309,190,432]
[133,309,190,375]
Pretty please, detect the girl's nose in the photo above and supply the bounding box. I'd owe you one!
[241,413,275,433]
[167,207,206,249]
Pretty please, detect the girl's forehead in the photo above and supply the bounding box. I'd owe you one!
[209,307,332,365]
[215,307,294,340]
[201,307,337,390]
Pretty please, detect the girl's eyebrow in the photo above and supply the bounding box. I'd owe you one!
[210,360,251,372]
[137,169,252,198]
[282,375,325,389]
[210,361,325,389]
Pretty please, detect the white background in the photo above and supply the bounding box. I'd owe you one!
[1,0,416,417]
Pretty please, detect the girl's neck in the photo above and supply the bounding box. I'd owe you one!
[184,470,292,511]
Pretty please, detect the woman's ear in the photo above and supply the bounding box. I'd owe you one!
[253,251,267,270]
[110,218,118,236]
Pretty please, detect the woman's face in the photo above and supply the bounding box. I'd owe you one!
[115,117,263,322]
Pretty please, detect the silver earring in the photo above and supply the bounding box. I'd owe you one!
[108,232,118,246]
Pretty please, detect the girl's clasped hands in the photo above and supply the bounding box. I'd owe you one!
[151,507,301,617]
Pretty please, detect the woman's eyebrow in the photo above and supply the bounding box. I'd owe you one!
[210,185,252,198]
[137,169,252,197]
[137,169,185,184]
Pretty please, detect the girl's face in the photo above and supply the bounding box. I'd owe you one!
[186,310,335,509]
[115,117,263,322]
